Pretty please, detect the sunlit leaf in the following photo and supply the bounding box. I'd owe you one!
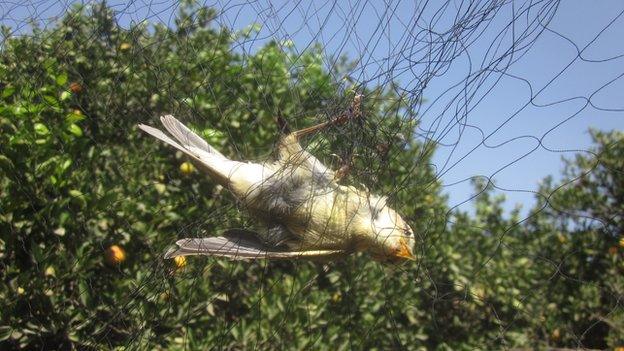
[34,123,49,135]
[56,72,68,86]
[2,86,15,98]
[67,123,83,136]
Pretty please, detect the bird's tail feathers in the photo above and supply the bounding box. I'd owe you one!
[138,115,234,186]
[159,115,225,158]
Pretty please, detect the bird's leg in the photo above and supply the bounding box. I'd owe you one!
[334,162,351,182]
[277,95,362,163]
[275,111,291,134]
[292,94,363,140]
[331,152,354,182]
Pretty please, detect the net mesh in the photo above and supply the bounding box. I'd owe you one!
[1,0,623,349]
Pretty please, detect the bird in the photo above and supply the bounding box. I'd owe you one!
[138,96,415,263]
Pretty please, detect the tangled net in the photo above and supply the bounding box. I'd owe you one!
[1,0,622,349]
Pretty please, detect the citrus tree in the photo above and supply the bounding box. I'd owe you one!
[0,3,444,349]
[437,130,624,349]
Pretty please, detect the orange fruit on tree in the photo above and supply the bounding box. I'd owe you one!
[105,245,126,265]
[550,328,561,341]
[69,82,83,94]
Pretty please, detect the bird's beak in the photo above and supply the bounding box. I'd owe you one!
[394,237,415,260]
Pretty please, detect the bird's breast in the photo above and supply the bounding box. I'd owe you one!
[283,184,370,250]
[241,165,370,251]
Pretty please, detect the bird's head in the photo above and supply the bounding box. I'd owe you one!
[364,195,415,263]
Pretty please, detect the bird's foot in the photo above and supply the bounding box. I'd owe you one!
[291,94,364,140]
[330,152,357,182]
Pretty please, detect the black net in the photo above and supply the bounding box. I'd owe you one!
[1,0,623,349]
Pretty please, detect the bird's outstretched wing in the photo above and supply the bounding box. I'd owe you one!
[165,229,347,261]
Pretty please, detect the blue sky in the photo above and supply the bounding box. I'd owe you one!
[3,0,623,217]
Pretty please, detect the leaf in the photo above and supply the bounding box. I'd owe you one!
[34,123,50,135]
[78,279,92,307]
[59,212,70,226]
[60,91,71,101]
[69,189,84,198]
[43,94,60,108]
[67,123,83,136]
[36,155,60,175]
[2,86,15,98]
[202,128,226,144]
[69,189,87,207]
[56,72,68,86]
[66,111,86,123]
[0,326,11,341]
[0,155,14,172]
[59,158,72,173]
[12,105,27,116]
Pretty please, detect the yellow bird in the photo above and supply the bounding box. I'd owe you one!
[138,96,415,262]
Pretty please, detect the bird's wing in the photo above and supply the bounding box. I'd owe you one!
[165,229,347,261]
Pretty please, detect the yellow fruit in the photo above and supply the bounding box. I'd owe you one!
[44,266,56,277]
[473,287,486,301]
[159,292,171,301]
[619,237,624,248]
[119,42,132,51]
[174,256,187,269]
[179,161,194,175]
[105,245,126,265]
[332,292,342,303]
[550,328,560,341]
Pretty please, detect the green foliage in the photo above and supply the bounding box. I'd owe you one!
[0,2,622,350]
[433,131,624,349]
